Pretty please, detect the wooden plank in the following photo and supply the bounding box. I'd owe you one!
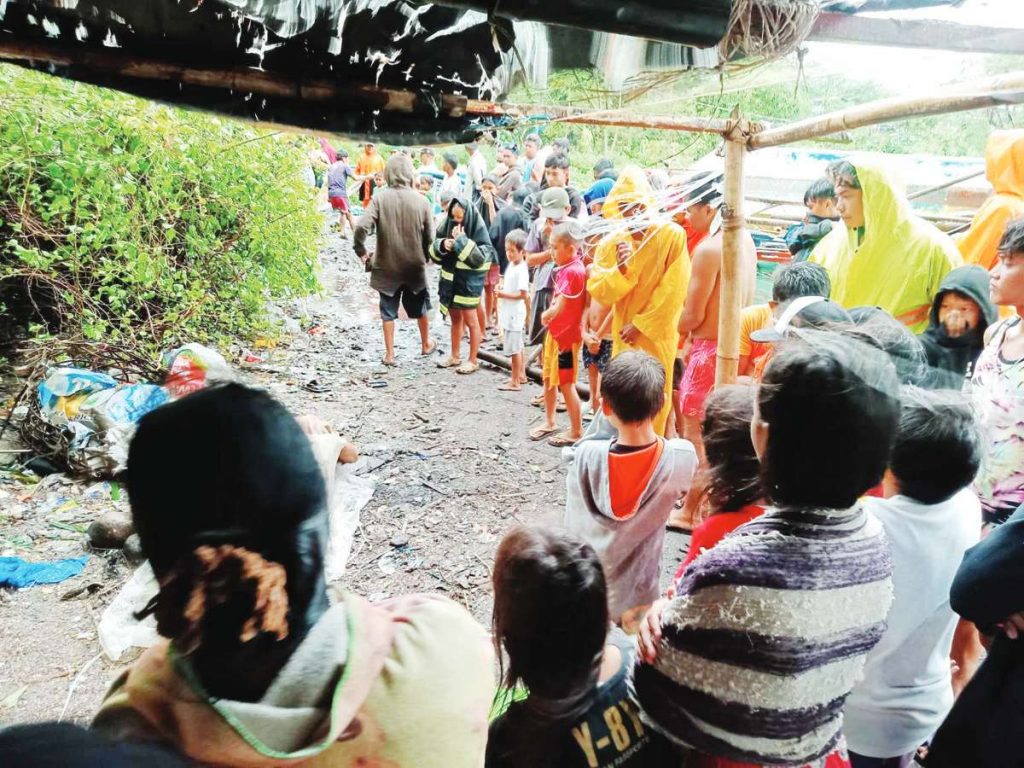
[808,12,1024,56]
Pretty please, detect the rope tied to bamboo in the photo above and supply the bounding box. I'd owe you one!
[719,0,820,70]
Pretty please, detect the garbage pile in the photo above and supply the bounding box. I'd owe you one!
[19,344,232,478]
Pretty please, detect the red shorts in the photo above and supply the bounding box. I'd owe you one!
[680,338,717,419]
[329,196,350,212]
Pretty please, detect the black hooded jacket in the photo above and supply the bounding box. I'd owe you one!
[919,265,998,389]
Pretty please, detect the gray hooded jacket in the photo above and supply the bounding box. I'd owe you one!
[354,154,434,295]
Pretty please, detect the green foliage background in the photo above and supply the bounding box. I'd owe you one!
[0,64,322,358]
[499,61,1024,182]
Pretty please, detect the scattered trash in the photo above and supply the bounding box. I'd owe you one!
[87,512,134,550]
[240,349,267,365]
[0,555,88,588]
[123,533,144,563]
[367,380,388,389]
[325,465,375,583]
[308,325,326,336]
[303,379,331,394]
[163,344,233,398]
[98,562,159,661]
[1,685,28,710]
[377,554,397,576]
[390,534,409,548]
[37,369,117,426]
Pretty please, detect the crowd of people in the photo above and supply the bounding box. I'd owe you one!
[5,130,1024,768]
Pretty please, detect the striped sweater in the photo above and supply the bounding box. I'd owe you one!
[632,505,893,767]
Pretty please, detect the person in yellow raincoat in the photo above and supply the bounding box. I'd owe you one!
[587,167,690,435]
[959,130,1024,271]
[811,159,961,332]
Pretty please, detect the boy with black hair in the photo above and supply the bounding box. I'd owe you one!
[787,177,838,261]
[845,388,982,768]
[531,222,587,446]
[738,261,832,377]
[564,350,697,627]
[523,153,584,222]
[440,151,463,203]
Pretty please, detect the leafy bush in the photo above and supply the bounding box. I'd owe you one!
[0,64,322,359]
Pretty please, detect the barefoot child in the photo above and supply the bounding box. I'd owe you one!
[497,229,530,391]
[564,351,698,627]
[531,223,586,446]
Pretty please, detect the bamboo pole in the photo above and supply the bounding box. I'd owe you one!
[465,99,732,135]
[750,73,1024,149]
[716,115,749,388]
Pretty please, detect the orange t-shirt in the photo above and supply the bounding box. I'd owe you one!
[739,303,773,367]
[356,152,386,203]
[607,439,665,520]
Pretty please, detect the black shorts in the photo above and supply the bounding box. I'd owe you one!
[379,286,430,321]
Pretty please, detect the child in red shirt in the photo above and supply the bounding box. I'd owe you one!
[671,384,765,585]
[532,223,586,447]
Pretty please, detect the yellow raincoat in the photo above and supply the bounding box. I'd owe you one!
[811,161,961,332]
[959,130,1024,270]
[588,167,690,434]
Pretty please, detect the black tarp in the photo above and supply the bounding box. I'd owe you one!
[0,1,523,143]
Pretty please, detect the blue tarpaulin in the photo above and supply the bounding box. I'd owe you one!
[0,556,88,588]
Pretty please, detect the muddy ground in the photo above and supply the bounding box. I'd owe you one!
[0,229,690,727]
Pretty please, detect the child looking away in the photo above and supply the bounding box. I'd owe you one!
[787,177,838,261]
[564,351,697,627]
[497,229,530,391]
[530,222,586,446]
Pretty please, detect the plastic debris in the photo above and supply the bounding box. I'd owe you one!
[98,562,160,661]
[0,555,88,588]
[163,344,233,398]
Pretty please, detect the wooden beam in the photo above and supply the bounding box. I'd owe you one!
[0,39,468,117]
[808,12,1024,56]
[749,72,1024,149]
[466,99,732,135]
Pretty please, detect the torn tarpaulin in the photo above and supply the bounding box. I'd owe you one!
[0,0,515,143]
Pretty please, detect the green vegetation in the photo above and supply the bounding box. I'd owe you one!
[0,64,322,358]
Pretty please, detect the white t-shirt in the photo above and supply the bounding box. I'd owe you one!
[499,261,529,333]
[468,152,487,194]
[844,489,982,758]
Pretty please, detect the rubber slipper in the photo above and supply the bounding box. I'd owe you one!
[437,357,462,369]
[547,432,579,448]
[497,384,522,391]
[665,524,692,535]
[456,362,479,375]
[381,359,398,367]
[530,394,545,406]
[421,340,438,356]
[529,425,558,441]
[303,379,330,393]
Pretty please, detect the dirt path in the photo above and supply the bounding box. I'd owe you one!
[0,230,575,726]
[0,228,692,727]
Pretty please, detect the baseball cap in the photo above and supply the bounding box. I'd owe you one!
[751,296,853,343]
[538,187,571,221]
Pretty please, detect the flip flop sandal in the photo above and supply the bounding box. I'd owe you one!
[421,340,438,356]
[456,362,479,375]
[381,359,398,367]
[497,384,522,392]
[531,394,545,406]
[529,425,558,441]
[547,432,578,448]
[437,357,462,369]
[303,379,330,393]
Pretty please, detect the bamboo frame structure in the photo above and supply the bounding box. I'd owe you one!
[2,33,1020,391]
[716,123,749,387]
[749,72,1024,149]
